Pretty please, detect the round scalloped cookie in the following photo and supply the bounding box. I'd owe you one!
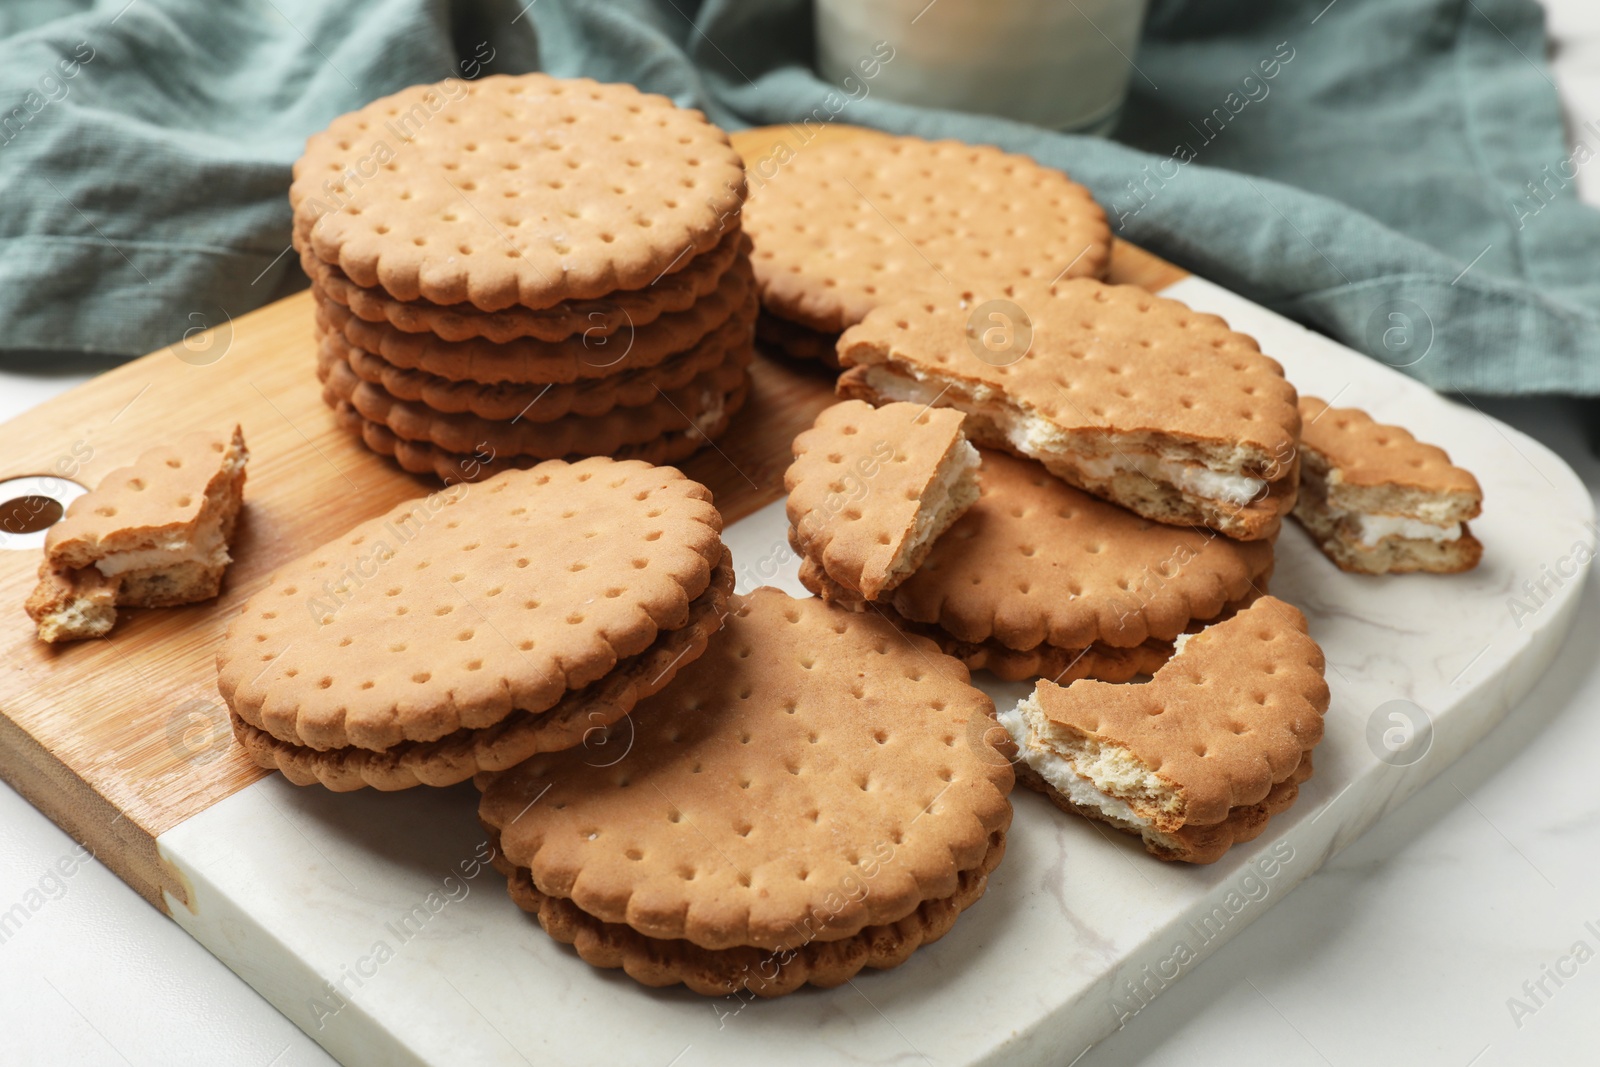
[479,588,1014,958]
[291,74,746,310]
[216,458,725,753]
[743,133,1110,334]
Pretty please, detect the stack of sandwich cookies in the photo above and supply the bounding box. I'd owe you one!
[837,279,1301,541]
[1293,397,1483,574]
[27,427,248,643]
[999,596,1329,863]
[477,588,1014,996]
[218,458,733,791]
[836,449,1276,682]
[785,400,980,607]
[742,134,1110,365]
[292,74,754,481]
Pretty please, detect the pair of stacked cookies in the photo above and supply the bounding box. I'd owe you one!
[219,457,1015,994]
[221,458,734,790]
[291,74,755,483]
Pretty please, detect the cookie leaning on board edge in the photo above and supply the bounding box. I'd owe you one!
[218,459,731,790]
[27,426,248,643]
[785,400,980,606]
[836,278,1301,542]
[998,596,1329,863]
[801,448,1276,683]
[477,588,1015,996]
[1293,396,1484,574]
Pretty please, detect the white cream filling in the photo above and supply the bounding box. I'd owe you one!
[1351,512,1463,547]
[94,527,227,577]
[997,697,1153,832]
[1073,453,1265,508]
[897,441,980,565]
[862,365,1266,507]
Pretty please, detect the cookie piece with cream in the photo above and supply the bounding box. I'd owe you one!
[1293,397,1482,574]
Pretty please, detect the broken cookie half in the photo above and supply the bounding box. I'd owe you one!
[1293,397,1483,574]
[785,400,980,606]
[836,279,1300,542]
[998,595,1328,863]
[26,426,249,642]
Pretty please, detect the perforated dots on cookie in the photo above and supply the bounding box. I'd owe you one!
[890,450,1273,651]
[480,588,1013,953]
[744,133,1110,333]
[291,75,746,311]
[1298,397,1481,497]
[839,278,1300,463]
[1035,596,1328,828]
[216,458,724,754]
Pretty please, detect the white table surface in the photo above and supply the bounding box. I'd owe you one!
[4,5,1599,1063]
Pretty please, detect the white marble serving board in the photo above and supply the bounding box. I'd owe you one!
[157,276,1595,1067]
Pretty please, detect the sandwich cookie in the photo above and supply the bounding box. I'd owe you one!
[219,459,732,790]
[304,229,748,345]
[837,279,1301,541]
[999,596,1328,863]
[27,427,248,643]
[1293,397,1483,574]
[802,448,1275,682]
[477,588,1014,996]
[785,400,979,605]
[743,133,1109,360]
[291,74,746,310]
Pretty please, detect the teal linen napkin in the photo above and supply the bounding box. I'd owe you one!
[1,0,1595,395]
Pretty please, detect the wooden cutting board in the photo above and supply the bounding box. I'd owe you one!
[0,124,1187,912]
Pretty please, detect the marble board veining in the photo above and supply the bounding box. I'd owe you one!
[157,277,1594,1067]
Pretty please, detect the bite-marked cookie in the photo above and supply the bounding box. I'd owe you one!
[785,400,979,603]
[321,288,754,423]
[217,459,727,787]
[315,252,755,385]
[1293,397,1483,574]
[327,384,748,485]
[999,596,1328,863]
[837,279,1301,541]
[798,448,1275,680]
[478,587,1014,995]
[305,229,747,344]
[743,134,1109,336]
[292,75,746,310]
[27,427,248,643]
[319,340,750,458]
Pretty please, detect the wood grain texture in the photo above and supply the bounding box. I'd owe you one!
[0,124,1186,914]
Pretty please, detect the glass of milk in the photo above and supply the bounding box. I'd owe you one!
[816,0,1151,134]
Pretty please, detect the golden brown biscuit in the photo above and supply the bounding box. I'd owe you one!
[315,251,755,385]
[318,339,750,459]
[800,449,1276,675]
[291,75,745,310]
[743,133,1109,336]
[785,400,979,603]
[217,459,728,788]
[304,229,746,344]
[999,596,1328,863]
[320,286,755,422]
[1293,397,1483,574]
[837,279,1301,541]
[477,588,1014,994]
[27,426,248,642]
